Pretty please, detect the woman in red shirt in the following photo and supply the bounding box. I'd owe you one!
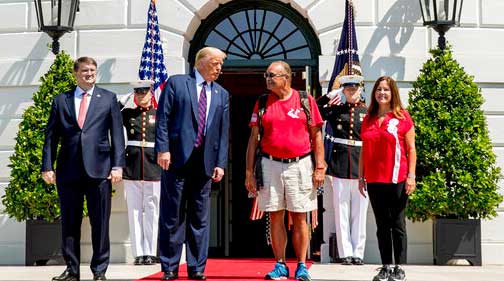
[358,76,416,281]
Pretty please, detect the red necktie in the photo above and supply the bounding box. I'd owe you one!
[195,82,207,147]
[77,92,89,129]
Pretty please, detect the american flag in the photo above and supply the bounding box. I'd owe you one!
[325,0,363,147]
[327,0,362,94]
[139,0,168,102]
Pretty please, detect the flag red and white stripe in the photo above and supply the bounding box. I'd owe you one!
[249,197,264,220]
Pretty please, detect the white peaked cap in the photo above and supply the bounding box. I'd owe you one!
[338,75,364,86]
[130,80,154,89]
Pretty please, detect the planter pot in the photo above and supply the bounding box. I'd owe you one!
[25,219,64,266]
[433,218,481,266]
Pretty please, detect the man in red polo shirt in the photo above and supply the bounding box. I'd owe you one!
[245,61,326,281]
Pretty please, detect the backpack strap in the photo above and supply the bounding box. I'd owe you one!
[255,94,269,191]
[257,94,269,143]
[299,90,312,126]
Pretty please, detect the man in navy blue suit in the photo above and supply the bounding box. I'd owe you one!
[155,47,229,280]
[42,57,125,281]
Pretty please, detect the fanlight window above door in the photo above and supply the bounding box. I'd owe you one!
[204,9,311,60]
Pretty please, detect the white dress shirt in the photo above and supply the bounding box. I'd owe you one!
[74,85,95,117]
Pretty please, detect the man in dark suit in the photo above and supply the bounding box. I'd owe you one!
[41,57,125,281]
[155,47,229,280]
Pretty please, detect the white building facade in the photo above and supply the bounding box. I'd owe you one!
[0,0,503,265]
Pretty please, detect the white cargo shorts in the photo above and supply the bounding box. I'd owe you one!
[257,155,317,212]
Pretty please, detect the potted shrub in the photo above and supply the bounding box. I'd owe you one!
[1,52,77,265]
[406,46,503,265]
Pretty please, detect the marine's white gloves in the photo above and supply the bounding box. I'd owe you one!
[326,87,346,104]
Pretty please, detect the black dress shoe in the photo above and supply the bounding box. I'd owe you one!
[143,255,156,265]
[93,272,106,281]
[352,257,364,265]
[134,256,144,265]
[341,256,353,265]
[52,269,79,281]
[161,271,178,280]
[188,272,206,280]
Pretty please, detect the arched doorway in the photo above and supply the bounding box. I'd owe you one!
[190,0,321,258]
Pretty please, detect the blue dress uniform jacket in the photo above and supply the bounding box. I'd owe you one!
[317,95,366,179]
[119,95,161,181]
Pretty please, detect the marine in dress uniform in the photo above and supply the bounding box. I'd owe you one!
[119,80,162,265]
[317,75,369,265]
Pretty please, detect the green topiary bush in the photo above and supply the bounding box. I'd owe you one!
[2,52,77,222]
[406,46,503,222]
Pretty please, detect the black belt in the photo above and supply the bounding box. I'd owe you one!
[261,152,311,163]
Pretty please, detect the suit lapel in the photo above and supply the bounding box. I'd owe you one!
[65,88,78,126]
[187,73,199,122]
[206,84,219,130]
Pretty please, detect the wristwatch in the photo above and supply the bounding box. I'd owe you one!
[407,173,416,179]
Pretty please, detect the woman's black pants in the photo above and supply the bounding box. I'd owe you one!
[367,181,408,265]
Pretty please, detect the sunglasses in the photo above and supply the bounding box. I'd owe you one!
[264,72,287,79]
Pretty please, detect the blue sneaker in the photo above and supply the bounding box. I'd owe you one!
[265,262,289,280]
[294,262,311,281]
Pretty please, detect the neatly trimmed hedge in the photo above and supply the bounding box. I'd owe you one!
[2,52,76,221]
[406,46,502,222]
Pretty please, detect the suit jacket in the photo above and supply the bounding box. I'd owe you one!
[42,86,125,181]
[155,72,229,177]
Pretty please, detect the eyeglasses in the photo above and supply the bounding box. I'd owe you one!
[264,72,287,79]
